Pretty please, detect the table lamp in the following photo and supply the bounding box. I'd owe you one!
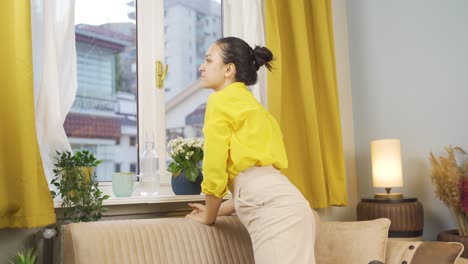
[371,138,403,199]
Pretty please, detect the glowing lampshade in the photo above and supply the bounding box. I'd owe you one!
[371,139,403,198]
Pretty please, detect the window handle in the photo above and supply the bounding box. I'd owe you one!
[155,61,168,89]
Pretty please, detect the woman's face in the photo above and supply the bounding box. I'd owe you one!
[199,43,230,91]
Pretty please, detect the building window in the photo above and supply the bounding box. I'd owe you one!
[130,163,136,173]
[129,136,136,146]
[115,163,121,172]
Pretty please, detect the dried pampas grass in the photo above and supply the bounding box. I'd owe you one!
[429,146,466,210]
[430,146,468,235]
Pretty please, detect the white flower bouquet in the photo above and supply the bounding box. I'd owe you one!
[167,137,204,182]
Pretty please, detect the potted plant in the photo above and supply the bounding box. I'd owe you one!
[8,248,37,264]
[430,146,468,257]
[51,150,109,222]
[167,137,204,195]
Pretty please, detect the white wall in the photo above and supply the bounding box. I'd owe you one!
[346,0,468,240]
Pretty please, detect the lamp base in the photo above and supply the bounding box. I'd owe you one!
[374,193,403,199]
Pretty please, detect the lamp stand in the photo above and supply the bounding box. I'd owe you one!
[374,187,403,199]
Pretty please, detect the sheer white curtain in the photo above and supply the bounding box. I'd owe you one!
[31,0,76,181]
[223,0,268,107]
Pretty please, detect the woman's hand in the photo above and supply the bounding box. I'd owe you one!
[186,203,211,225]
[187,199,235,217]
[185,210,212,225]
[186,195,222,225]
[188,203,206,213]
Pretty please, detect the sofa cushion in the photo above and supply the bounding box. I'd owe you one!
[386,240,464,264]
[315,218,391,264]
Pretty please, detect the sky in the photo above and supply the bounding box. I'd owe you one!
[75,0,135,25]
[75,0,222,26]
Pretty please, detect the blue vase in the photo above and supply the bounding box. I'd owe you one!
[171,170,203,195]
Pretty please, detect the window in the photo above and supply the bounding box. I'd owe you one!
[67,0,222,188]
[138,0,222,187]
[130,163,136,173]
[129,136,137,147]
[72,0,137,182]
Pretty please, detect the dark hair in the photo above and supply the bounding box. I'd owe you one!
[216,37,274,86]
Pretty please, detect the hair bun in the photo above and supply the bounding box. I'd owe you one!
[253,46,273,71]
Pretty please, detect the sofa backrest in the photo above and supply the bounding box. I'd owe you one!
[63,216,255,264]
[63,211,464,264]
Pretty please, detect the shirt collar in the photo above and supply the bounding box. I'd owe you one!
[220,82,247,92]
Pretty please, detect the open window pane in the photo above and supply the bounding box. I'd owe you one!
[67,0,137,181]
[164,0,222,158]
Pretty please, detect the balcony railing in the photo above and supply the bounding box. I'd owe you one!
[71,95,119,113]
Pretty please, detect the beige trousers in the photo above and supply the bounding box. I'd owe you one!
[231,166,316,264]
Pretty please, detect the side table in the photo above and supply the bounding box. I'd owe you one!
[357,197,424,238]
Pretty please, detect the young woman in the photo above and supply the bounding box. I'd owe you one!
[186,37,315,264]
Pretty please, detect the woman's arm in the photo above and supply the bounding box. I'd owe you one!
[186,198,235,225]
[188,198,235,217]
[218,198,235,216]
[186,194,222,225]
[204,194,222,224]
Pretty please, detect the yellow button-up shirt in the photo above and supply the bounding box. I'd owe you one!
[201,82,288,198]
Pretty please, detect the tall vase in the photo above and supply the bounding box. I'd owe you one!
[449,206,468,236]
[171,170,203,195]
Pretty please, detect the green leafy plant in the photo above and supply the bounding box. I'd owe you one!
[167,137,204,182]
[50,150,109,222]
[8,248,37,264]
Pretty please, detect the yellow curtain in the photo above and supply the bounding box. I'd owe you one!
[0,0,56,228]
[265,0,347,208]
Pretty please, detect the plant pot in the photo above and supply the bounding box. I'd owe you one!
[171,170,203,195]
[437,229,468,258]
[63,167,94,182]
[62,166,94,198]
[449,206,468,236]
[79,166,95,182]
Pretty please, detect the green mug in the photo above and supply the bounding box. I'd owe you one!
[112,172,135,197]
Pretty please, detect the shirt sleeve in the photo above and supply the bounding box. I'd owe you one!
[201,95,232,198]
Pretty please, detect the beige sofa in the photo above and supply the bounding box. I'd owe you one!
[63,213,466,264]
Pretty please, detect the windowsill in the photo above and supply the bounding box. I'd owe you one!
[101,193,206,206]
[53,183,231,208]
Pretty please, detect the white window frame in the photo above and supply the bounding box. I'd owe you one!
[137,0,169,184]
